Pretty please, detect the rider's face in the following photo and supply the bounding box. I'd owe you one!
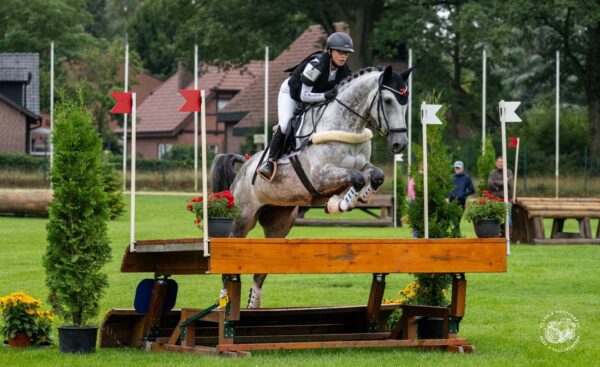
[330,49,350,66]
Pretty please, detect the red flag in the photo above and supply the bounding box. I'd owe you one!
[179,89,202,112]
[110,92,133,114]
[509,136,519,149]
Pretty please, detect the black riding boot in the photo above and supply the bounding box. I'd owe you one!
[258,128,286,182]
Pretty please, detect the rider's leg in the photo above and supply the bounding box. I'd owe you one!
[258,80,296,181]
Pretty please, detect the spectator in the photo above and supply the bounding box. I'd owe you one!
[449,161,475,209]
[487,156,513,200]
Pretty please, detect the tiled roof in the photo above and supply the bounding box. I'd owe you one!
[122,61,264,134]
[220,24,342,128]
[0,53,40,114]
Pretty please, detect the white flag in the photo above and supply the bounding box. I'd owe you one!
[501,101,522,123]
[421,103,443,125]
[394,153,404,162]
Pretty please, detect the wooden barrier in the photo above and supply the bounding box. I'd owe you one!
[100,237,506,357]
[0,189,52,217]
[512,197,600,244]
[295,195,394,227]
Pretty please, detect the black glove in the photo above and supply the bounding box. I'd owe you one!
[324,87,338,101]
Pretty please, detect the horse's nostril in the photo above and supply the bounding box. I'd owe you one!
[393,143,400,151]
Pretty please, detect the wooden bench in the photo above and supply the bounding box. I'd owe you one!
[100,237,506,357]
[295,194,394,227]
[513,197,600,244]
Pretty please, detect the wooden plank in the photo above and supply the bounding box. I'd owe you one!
[294,218,392,227]
[159,343,246,357]
[209,238,507,274]
[120,246,209,274]
[215,338,470,352]
[450,276,466,318]
[532,238,600,244]
[366,274,386,331]
[527,211,600,219]
[193,332,391,345]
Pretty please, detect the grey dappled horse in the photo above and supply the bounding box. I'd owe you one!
[212,65,413,307]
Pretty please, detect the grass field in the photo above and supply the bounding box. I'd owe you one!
[1,194,598,366]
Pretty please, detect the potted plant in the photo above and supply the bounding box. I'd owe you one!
[187,190,239,237]
[0,292,54,348]
[463,191,508,238]
[44,98,112,353]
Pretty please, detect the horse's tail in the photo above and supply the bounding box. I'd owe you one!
[211,154,245,192]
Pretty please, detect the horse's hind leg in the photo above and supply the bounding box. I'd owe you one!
[246,206,299,308]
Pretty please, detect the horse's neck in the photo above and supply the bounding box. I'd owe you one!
[300,73,379,136]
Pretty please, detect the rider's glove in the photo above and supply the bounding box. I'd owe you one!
[324,87,338,101]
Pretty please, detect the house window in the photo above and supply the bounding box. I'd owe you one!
[217,97,231,111]
[158,143,173,160]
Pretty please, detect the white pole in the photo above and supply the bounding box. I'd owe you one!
[393,158,397,228]
[499,101,510,255]
[421,102,429,239]
[264,46,269,149]
[122,41,129,191]
[555,50,560,198]
[50,42,54,172]
[201,89,209,256]
[513,138,520,202]
[407,48,413,170]
[194,44,199,192]
[482,49,487,154]
[130,93,137,253]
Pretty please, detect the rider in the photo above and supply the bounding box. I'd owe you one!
[257,32,354,181]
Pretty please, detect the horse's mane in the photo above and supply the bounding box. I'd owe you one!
[337,66,385,91]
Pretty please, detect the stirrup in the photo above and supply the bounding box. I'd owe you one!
[258,160,277,182]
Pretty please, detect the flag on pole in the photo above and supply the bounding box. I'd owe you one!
[110,92,132,114]
[509,136,519,149]
[179,89,202,112]
[501,101,522,123]
[421,104,443,125]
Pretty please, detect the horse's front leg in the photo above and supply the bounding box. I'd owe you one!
[358,163,385,204]
[314,164,366,214]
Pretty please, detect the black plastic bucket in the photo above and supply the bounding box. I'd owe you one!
[58,326,98,353]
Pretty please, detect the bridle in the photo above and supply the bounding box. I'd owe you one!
[334,73,408,137]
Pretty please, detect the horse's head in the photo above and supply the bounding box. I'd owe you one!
[370,65,413,154]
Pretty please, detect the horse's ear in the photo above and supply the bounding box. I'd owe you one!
[400,65,415,81]
[382,65,393,81]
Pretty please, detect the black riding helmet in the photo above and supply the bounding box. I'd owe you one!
[326,32,354,53]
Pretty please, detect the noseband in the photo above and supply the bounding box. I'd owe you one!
[334,74,408,136]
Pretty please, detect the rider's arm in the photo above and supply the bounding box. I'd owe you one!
[299,58,326,103]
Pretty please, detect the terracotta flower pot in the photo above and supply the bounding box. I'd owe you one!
[8,332,31,348]
[207,218,234,238]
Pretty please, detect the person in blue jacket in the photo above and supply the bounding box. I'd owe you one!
[449,161,475,209]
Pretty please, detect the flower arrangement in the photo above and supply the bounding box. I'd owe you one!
[463,191,508,223]
[187,190,240,227]
[0,292,54,346]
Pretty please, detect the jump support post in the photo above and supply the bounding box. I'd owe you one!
[100,238,506,357]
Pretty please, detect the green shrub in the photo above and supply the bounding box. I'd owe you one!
[44,97,111,326]
[0,153,46,171]
[395,164,407,226]
[102,152,125,219]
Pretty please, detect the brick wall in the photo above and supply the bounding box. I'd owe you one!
[0,100,26,153]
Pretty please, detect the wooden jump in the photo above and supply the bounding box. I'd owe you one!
[295,195,394,227]
[101,237,506,357]
[513,197,600,244]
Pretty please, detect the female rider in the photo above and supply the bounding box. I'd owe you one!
[257,32,354,181]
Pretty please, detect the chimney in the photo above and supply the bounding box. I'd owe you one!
[177,60,194,89]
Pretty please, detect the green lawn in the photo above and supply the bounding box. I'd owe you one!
[1,194,598,366]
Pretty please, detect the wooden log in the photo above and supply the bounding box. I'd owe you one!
[0,189,52,216]
[209,238,507,274]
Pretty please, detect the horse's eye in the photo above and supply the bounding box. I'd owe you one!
[384,98,392,105]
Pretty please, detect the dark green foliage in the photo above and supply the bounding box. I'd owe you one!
[101,152,125,219]
[407,100,462,307]
[44,98,111,326]
[477,135,496,192]
[395,164,407,226]
[0,153,46,171]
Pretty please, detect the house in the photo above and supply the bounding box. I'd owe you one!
[0,53,42,154]
[117,61,264,159]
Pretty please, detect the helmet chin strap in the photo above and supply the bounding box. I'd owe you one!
[328,49,341,69]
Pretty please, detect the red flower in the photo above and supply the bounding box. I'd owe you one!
[227,201,234,209]
[479,199,485,204]
[244,154,251,160]
[213,193,221,199]
[186,204,193,211]
[195,217,201,224]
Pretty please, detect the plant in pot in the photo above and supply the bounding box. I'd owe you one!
[463,191,507,238]
[0,292,54,348]
[44,98,112,353]
[187,190,240,237]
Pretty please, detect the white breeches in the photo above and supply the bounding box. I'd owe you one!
[277,78,297,134]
